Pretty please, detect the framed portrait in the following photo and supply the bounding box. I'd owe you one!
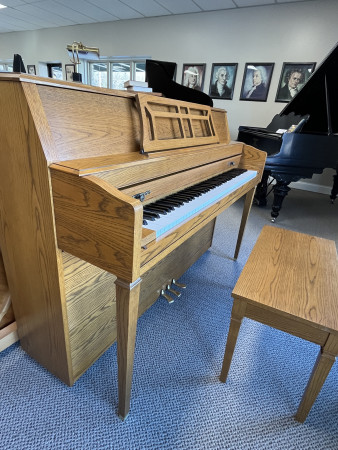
[181,63,206,91]
[65,64,76,81]
[275,62,316,103]
[27,65,36,75]
[240,63,274,102]
[209,63,238,100]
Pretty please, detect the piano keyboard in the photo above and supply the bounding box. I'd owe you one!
[143,168,257,238]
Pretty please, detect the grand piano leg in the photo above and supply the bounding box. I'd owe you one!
[271,181,291,222]
[254,170,270,206]
[330,167,338,203]
[115,277,142,420]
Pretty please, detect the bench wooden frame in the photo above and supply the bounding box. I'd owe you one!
[220,225,338,422]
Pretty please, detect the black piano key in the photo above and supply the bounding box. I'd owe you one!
[152,202,175,211]
[147,204,172,213]
[144,206,167,215]
[142,168,247,225]
[143,212,158,221]
[157,199,183,207]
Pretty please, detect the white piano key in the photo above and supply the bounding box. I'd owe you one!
[144,170,257,238]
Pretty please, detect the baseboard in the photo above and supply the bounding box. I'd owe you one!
[289,181,332,195]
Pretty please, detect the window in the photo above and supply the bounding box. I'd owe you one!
[47,63,63,80]
[89,62,107,88]
[85,58,147,90]
[0,61,13,72]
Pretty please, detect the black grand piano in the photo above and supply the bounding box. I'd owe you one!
[238,43,338,221]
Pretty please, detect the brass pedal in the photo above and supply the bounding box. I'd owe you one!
[161,289,174,304]
[172,279,187,289]
[166,285,181,298]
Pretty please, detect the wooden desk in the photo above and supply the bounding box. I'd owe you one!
[220,225,338,422]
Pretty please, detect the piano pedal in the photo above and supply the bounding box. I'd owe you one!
[172,279,187,289]
[160,289,174,304]
[166,285,181,298]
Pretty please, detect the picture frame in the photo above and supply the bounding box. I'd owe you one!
[275,62,316,103]
[240,63,274,102]
[65,64,76,81]
[27,65,36,75]
[209,63,238,100]
[181,63,206,91]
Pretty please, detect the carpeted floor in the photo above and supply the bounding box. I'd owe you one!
[1,188,337,449]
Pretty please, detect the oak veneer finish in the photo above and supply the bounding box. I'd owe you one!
[220,225,338,422]
[0,250,18,351]
[0,73,265,419]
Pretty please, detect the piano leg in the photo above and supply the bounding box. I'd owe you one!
[254,170,270,206]
[330,167,338,204]
[271,181,291,222]
[115,277,142,420]
[234,187,256,260]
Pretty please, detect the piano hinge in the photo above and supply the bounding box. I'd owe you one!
[133,190,150,202]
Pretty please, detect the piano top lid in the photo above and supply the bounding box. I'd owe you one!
[280,42,338,134]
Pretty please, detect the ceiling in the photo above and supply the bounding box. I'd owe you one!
[0,0,314,34]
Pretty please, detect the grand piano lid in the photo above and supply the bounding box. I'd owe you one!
[280,42,338,135]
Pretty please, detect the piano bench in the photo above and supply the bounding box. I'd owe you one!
[220,225,338,422]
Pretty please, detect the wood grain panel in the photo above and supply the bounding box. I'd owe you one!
[51,170,143,281]
[121,157,241,203]
[211,108,231,144]
[63,222,214,382]
[63,252,117,381]
[137,94,219,152]
[92,143,243,189]
[37,85,142,161]
[233,226,338,332]
[0,249,15,330]
[0,81,72,383]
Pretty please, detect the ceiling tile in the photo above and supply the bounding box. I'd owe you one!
[51,0,119,22]
[234,0,275,6]
[15,3,76,25]
[2,6,60,27]
[85,0,143,19]
[155,0,202,14]
[121,0,171,17]
[194,0,236,11]
[0,0,319,34]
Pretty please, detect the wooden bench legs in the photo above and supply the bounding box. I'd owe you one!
[220,299,246,383]
[295,334,338,422]
[220,296,338,422]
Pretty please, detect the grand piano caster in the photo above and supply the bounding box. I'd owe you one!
[238,42,338,221]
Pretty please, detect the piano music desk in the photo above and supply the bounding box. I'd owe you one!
[220,226,338,422]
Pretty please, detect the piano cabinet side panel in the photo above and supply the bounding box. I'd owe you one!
[51,170,143,282]
[238,144,267,177]
[63,251,117,381]
[211,109,231,145]
[63,221,215,382]
[0,81,73,384]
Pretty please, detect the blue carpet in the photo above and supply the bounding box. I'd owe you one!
[1,190,337,449]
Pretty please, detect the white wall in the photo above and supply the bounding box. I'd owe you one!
[0,0,337,191]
